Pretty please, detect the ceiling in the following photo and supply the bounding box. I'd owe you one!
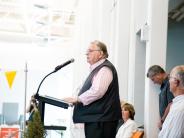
[169,0,184,22]
[0,0,183,44]
[0,0,79,44]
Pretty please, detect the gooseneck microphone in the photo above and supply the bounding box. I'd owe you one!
[35,58,75,97]
[54,58,75,72]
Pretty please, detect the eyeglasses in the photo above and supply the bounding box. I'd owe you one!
[168,75,177,80]
[86,49,101,53]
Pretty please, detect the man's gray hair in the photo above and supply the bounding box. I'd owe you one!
[147,65,165,78]
[91,40,109,58]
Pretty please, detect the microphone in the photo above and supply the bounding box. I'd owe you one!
[54,58,74,72]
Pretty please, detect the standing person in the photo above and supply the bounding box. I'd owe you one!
[116,102,137,138]
[26,95,38,125]
[158,65,184,137]
[147,65,174,129]
[63,40,121,138]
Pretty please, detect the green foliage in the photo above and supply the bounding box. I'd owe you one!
[24,111,46,138]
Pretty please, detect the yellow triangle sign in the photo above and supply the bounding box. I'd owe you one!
[5,71,17,89]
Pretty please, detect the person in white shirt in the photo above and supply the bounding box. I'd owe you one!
[158,65,184,138]
[116,102,137,138]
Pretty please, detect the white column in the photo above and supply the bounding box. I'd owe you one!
[144,0,168,137]
[117,0,132,100]
[128,0,146,126]
[109,0,131,100]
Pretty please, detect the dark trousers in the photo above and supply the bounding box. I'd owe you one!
[84,121,118,138]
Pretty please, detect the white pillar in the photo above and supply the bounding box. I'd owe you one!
[144,0,168,137]
[128,0,146,126]
[109,0,131,100]
[116,0,132,100]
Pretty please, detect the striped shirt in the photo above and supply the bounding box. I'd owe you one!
[158,95,184,138]
[79,59,113,106]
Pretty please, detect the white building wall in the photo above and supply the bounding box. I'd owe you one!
[44,0,170,135]
[112,0,131,100]
[135,0,148,32]
[125,0,169,136]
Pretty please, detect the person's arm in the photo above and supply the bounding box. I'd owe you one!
[161,102,172,122]
[158,102,172,129]
[161,86,174,121]
[158,87,174,129]
[62,67,113,105]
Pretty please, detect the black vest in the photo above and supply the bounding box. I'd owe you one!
[73,60,121,123]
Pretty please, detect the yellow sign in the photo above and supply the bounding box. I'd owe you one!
[5,71,17,89]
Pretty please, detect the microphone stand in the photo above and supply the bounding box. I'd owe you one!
[33,65,71,133]
[34,58,74,98]
[34,69,58,123]
[35,70,57,99]
[34,59,74,123]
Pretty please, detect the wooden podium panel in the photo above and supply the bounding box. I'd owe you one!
[0,127,19,138]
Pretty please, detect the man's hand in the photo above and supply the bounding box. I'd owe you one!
[62,97,79,104]
[157,119,163,130]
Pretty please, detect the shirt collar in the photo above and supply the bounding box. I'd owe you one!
[160,76,169,89]
[173,94,184,103]
[90,59,106,71]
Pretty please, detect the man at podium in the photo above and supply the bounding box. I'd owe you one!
[63,40,121,138]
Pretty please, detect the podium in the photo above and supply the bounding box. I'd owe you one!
[35,95,72,130]
[33,64,74,131]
